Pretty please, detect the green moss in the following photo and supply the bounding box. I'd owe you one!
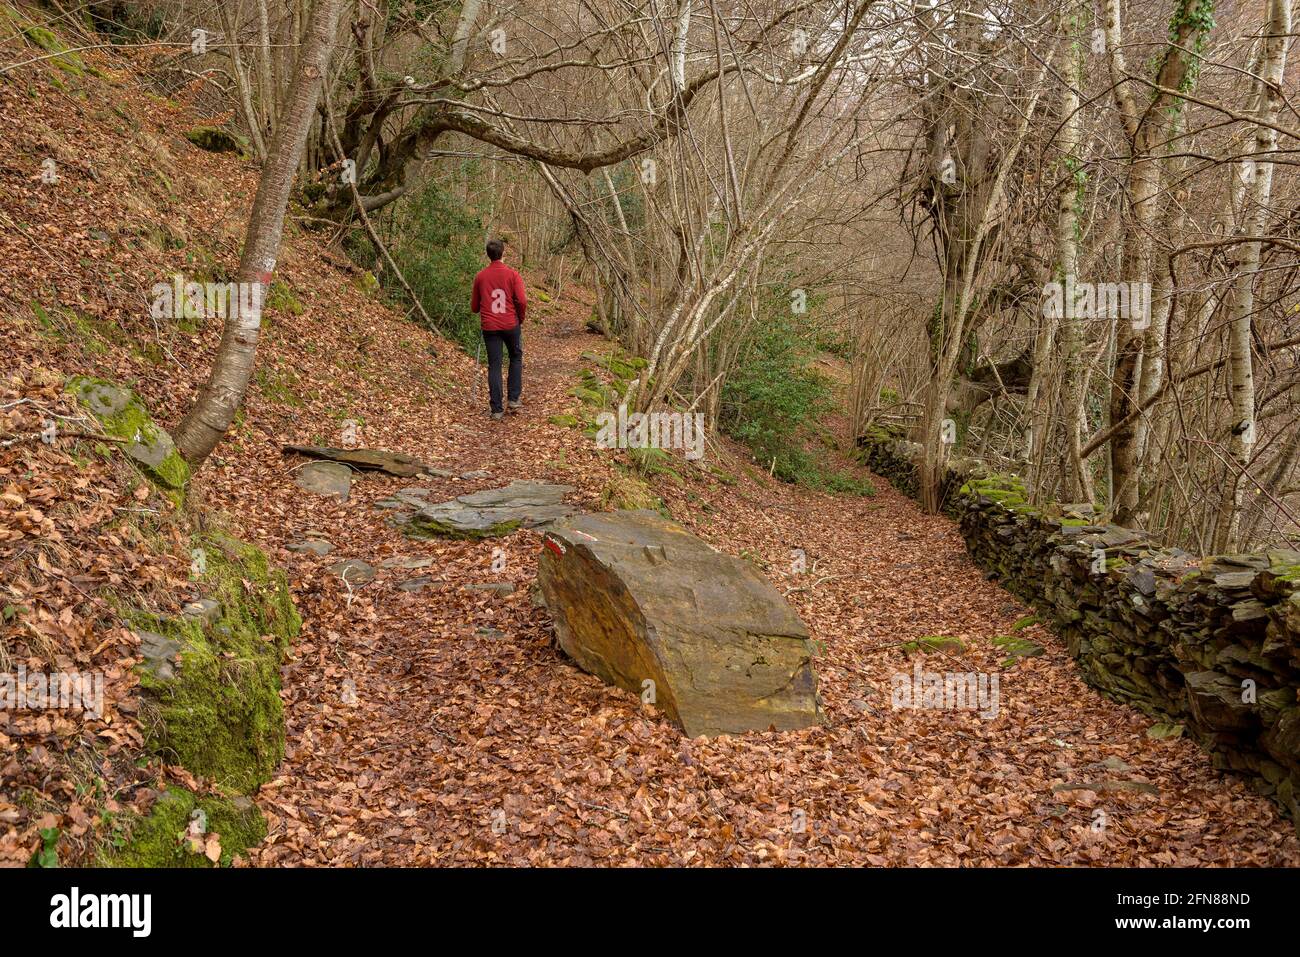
[570,385,607,407]
[265,280,304,316]
[100,787,265,867]
[902,635,966,655]
[991,633,1045,667]
[600,470,662,511]
[580,349,647,381]
[67,376,189,501]
[255,364,303,407]
[22,25,85,75]
[353,270,380,296]
[629,446,684,483]
[549,413,581,428]
[184,126,249,157]
[863,424,905,443]
[132,531,297,793]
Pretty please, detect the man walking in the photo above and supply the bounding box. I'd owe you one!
[470,239,526,420]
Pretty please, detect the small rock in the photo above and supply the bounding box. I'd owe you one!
[379,556,436,569]
[464,582,515,596]
[405,480,575,539]
[398,576,434,592]
[287,539,333,556]
[460,469,491,480]
[283,445,435,477]
[1146,721,1184,740]
[137,630,183,681]
[295,461,352,501]
[181,598,221,624]
[1052,779,1160,796]
[328,559,375,586]
[476,627,506,638]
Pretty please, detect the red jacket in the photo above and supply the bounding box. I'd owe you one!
[470,261,526,331]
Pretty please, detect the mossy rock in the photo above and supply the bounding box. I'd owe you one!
[133,531,298,794]
[352,270,380,296]
[100,787,266,867]
[184,126,250,157]
[22,25,85,76]
[570,385,607,407]
[902,635,966,656]
[549,413,581,429]
[991,633,1045,667]
[67,376,189,501]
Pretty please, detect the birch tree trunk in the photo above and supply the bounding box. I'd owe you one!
[1217,0,1292,549]
[1055,4,1091,501]
[174,0,344,467]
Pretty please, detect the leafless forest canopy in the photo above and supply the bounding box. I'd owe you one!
[54,0,1300,550]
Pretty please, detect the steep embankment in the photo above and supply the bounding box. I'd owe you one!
[2,12,1298,867]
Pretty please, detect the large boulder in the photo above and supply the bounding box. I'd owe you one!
[538,510,822,737]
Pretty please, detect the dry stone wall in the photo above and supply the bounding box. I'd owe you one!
[859,428,1300,831]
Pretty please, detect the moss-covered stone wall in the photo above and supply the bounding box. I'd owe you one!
[859,431,1300,832]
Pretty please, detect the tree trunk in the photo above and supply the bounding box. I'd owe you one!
[174,0,344,467]
[1217,0,1291,550]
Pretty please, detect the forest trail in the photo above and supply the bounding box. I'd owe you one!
[5,1,1294,873]
[226,292,1299,867]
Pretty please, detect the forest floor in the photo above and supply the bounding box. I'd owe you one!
[3,25,1300,867]
[232,298,1300,866]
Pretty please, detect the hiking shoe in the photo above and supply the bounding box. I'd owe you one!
[491,412,504,421]
[507,400,522,414]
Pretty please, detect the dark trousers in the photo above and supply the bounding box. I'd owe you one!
[482,323,523,413]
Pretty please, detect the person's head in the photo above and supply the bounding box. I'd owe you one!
[486,239,504,262]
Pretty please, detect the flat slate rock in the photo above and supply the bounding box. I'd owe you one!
[464,582,515,596]
[287,538,334,556]
[405,480,575,539]
[284,444,435,478]
[380,556,436,569]
[294,461,352,500]
[397,576,436,592]
[328,559,376,586]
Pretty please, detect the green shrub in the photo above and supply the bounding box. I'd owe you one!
[382,181,484,352]
[720,313,831,480]
[719,310,873,496]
